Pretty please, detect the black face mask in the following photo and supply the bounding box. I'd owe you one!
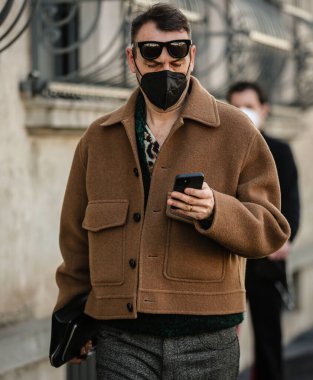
[140,70,187,110]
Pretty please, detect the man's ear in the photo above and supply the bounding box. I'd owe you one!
[126,47,136,74]
[190,44,196,72]
[261,102,269,119]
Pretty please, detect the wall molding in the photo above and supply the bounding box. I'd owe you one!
[0,318,50,376]
[23,91,130,135]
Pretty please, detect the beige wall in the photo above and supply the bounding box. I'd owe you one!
[0,15,126,378]
[0,19,34,324]
[0,21,67,378]
[0,38,82,325]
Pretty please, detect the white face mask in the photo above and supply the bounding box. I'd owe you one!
[239,107,261,129]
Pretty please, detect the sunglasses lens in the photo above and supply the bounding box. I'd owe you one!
[140,42,162,60]
[137,40,191,60]
[168,41,189,58]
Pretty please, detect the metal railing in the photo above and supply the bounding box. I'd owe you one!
[3,1,313,104]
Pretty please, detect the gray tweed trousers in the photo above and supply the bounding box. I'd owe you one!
[96,325,239,380]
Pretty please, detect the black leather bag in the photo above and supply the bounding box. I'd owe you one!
[49,293,99,368]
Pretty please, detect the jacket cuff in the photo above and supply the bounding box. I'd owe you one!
[198,207,215,230]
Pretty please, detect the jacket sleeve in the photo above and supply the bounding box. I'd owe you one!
[278,144,300,242]
[54,139,91,311]
[195,133,291,258]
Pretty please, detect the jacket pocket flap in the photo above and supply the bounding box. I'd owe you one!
[82,200,129,231]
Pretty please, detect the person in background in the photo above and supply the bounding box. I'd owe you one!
[54,4,290,379]
[227,81,300,380]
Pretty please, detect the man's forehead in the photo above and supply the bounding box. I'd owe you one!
[134,21,189,42]
[232,89,260,104]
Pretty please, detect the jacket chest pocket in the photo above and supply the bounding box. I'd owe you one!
[82,200,129,286]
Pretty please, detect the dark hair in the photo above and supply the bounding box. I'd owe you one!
[226,81,268,104]
[131,3,191,43]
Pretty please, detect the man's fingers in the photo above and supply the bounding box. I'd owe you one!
[169,198,195,211]
[167,182,214,220]
[175,207,208,220]
[80,340,93,355]
[170,191,211,206]
[170,192,198,206]
[184,182,211,198]
[68,340,94,364]
[69,357,83,364]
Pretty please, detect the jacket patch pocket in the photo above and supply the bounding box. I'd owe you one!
[82,200,129,286]
[164,219,225,282]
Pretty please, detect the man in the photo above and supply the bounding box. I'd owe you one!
[227,81,300,380]
[54,5,290,379]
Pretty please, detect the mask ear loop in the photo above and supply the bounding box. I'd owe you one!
[184,51,193,95]
[185,49,193,77]
[131,45,144,84]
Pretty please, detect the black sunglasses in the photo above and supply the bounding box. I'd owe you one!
[133,39,192,60]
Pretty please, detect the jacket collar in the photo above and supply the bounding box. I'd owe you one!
[100,76,220,128]
[181,76,220,127]
[100,88,139,127]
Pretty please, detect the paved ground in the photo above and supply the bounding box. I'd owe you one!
[239,327,313,380]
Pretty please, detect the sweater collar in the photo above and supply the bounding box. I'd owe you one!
[99,76,220,128]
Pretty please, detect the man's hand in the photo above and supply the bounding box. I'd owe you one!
[68,340,93,364]
[167,182,215,220]
[268,241,291,261]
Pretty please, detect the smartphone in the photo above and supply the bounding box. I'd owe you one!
[171,172,204,209]
[173,172,204,193]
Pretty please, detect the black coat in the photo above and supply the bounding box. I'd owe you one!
[246,132,300,289]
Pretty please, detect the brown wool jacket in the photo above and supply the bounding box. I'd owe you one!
[55,77,290,319]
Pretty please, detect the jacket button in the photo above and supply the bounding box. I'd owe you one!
[127,303,133,312]
[129,259,137,269]
[133,213,141,222]
[133,168,139,177]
